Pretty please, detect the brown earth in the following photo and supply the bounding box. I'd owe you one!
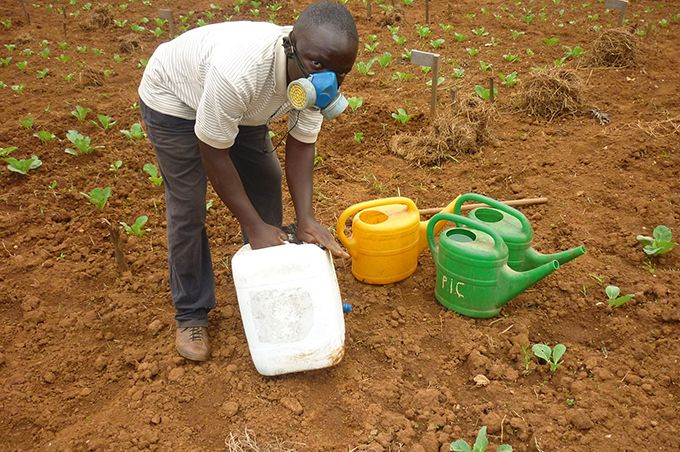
[1,0,679,451]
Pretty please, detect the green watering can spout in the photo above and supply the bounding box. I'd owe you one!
[501,259,560,305]
[524,245,587,269]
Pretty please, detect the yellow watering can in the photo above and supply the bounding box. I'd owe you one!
[337,197,458,284]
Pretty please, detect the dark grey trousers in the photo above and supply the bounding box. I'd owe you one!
[140,100,282,327]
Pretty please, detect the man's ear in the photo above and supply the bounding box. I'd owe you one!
[282,36,293,58]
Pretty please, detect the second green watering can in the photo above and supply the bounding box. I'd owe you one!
[427,213,560,318]
[453,193,586,271]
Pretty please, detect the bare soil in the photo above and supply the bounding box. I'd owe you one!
[1,1,679,451]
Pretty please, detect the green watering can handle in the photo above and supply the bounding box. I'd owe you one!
[452,193,532,236]
[427,212,507,258]
[336,197,418,250]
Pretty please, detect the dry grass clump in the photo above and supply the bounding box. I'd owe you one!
[587,28,638,67]
[390,95,494,166]
[514,68,583,120]
[79,5,113,31]
[225,428,299,452]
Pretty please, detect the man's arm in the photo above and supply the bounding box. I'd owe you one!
[197,140,287,248]
[285,135,349,258]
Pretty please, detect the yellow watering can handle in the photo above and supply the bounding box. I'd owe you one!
[336,197,418,252]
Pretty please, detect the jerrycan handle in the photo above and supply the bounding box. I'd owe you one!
[336,197,418,252]
[427,212,506,258]
[453,193,532,236]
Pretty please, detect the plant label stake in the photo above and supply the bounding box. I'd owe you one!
[604,0,628,26]
[489,77,495,102]
[366,0,372,19]
[425,0,430,24]
[19,0,30,25]
[411,49,440,116]
[159,9,175,38]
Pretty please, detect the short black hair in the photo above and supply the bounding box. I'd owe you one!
[295,1,358,43]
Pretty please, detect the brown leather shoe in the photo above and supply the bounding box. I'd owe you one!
[176,327,210,361]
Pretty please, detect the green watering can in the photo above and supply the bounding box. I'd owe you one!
[427,213,560,318]
[453,193,586,271]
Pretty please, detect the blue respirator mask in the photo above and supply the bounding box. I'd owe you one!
[285,34,348,120]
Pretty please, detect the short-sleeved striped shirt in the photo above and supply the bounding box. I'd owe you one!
[138,21,323,149]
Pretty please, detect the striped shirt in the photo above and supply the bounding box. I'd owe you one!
[138,21,323,149]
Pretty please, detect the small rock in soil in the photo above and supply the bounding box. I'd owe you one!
[43,371,56,384]
[147,319,164,335]
[568,410,594,430]
[480,411,502,434]
[94,355,108,372]
[220,401,239,417]
[473,374,490,387]
[280,397,304,415]
[168,367,185,382]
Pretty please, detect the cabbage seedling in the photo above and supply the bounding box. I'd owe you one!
[92,114,117,130]
[33,130,56,143]
[392,71,413,81]
[120,215,148,237]
[353,131,364,144]
[71,105,91,122]
[110,160,123,172]
[81,187,112,210]
[453,32,468,42]
[450,426,513,452]
[347,96,363,112]
[474,85,496,101]
[430,38,445,49]
[19,114,34,129]
[356,58,376,76]
[499,71,519,87]
[0,146,17,158]
[65,130,99,155]
[143,163,163,186]
[415,24,431,39]
[605,285,635,308]
[532,343,566,373]
[636,225,677,256]
[6,155,42,175]
[376,52,392,68]
[120,123,146,140]
[391,108,412,125]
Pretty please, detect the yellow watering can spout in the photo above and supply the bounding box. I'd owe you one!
[418,197,459,252]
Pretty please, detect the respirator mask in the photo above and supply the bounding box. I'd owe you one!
[285,34,348,120]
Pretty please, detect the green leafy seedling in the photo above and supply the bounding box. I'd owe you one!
[81,187,112,210]
[110,160,123,172]
[120,122,146,140]
[34,130,56,143]
[450,426,513,452]
[143,163,163,186]
[347,96,363,112]
[353,131,364,144]
[0,146,18,158]
[636,225,677,256]
[606,285,635,308]
[92,114,117,130]
[120,215,148,237]
[6,155,42,175]
[376,52,393,68]
[19,115,34,129]
[65,130,99,155]
[474,84,497,101]
[356,58,376,76]
[71,105,91,122]
[391,108,412,125]
[499,71,520,87]
[532,343,566,373]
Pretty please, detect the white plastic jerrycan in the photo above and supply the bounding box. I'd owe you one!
[231,242,346,376]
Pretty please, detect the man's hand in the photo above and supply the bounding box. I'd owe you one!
[297,218,350,258]
[245,222,288,250]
